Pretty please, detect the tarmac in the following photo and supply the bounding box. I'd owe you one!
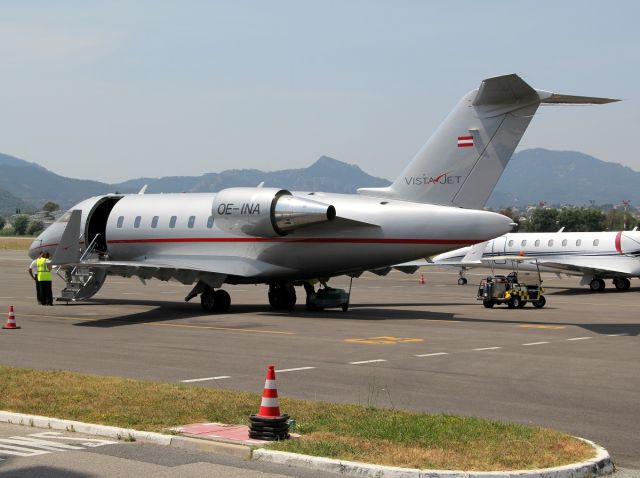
[0,249,639,472]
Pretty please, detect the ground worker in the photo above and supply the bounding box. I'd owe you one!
[28,252,43,304]
[36,252,53,306]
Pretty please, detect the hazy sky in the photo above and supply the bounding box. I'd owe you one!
[1,1,638,183]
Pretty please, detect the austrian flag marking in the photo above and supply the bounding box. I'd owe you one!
[457,135,474,148]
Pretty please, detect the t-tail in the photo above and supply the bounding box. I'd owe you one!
[358,74,618,208]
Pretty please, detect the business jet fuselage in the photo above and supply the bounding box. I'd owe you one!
[432,230,640,291]
[28,74,616,311]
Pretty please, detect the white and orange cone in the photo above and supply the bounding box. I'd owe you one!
[257,365,282,418]
[3,306,21,329]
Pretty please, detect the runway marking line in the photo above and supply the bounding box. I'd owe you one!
[147,323,295,335]
[348,359,387,365]
[415,352,448,357]
[18,313,295,336]
[522,341,550,346]
[276,367,316,373]
[566,337,592,341]
[345,336,424,345]
[180,376,231,383]
[518,324,565,330]
[472,346,502,351]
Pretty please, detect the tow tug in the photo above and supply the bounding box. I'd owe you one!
[477,256,546,309]
[304,278,352,311]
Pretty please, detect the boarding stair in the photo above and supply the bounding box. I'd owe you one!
[56,234,107,302]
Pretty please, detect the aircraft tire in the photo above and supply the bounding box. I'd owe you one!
[457,277,467,285]
[613,278,631,290]
[589,278,606,292]
[213,289,231,312]
[532,296,546,308]
[200,288,216,312]
[268,283,296,310]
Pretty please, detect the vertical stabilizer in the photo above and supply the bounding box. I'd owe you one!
[358,74,617,208]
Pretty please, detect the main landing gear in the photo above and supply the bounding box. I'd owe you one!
[589,277,631,291]
[184,281,231,313]
[457,270,468,285]
[268,282,297,310]
[201,288,231,313]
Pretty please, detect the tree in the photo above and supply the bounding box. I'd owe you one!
[525,208,559,232]
[13,215,30,235]
[42,202,60,213]
[0,216,5,230]
[27,220,44,236]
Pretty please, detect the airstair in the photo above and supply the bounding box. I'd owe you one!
[56,234,107,302]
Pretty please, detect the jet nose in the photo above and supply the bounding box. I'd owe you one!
[28,235,44,259]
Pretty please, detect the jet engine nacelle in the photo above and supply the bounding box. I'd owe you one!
[213,187,336,236]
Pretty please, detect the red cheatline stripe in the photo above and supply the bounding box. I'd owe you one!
[457,136,473,140]
[107,237,478,245]
[457,143,473,147]
[615,231,622,254]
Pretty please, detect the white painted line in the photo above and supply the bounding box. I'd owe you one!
[348,359,387,365]
[0,297,16,299]
[522,341,550,346]
[607,333,629,337]
[472,347,502,351]
[275,367,316,373]
[180,376,231,383]
[415,352,449,357]
[567,337,592,341]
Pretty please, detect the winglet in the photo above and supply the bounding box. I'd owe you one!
[51,210,82,265]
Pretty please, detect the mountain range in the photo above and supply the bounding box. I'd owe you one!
[1,149,639,216]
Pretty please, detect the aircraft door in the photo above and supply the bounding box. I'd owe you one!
[85,196,123,254]
[492,236,507,264]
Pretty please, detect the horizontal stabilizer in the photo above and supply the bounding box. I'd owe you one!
[540,93,619,105]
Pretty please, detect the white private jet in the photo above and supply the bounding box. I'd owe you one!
[29,74,616,312]
[427,228,640,291]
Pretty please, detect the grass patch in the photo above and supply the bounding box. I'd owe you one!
[0,365,593,470]
[0,236,32,251]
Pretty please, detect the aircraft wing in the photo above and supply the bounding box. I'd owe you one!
[79,255,296,282]
[483,255,638,277]
[534,258,638,277]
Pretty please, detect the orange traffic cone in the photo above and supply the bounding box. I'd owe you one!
[249,365,290,441]
[257,365,282,417]
[3,306,21,329]
[419,274,425,285]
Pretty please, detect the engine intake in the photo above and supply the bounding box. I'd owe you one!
[213,187,335,236]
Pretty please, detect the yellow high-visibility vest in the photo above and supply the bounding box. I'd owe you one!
[36,257,52,281]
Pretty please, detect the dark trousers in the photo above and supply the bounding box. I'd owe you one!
[40,280,53,305]
[35,279,43,304]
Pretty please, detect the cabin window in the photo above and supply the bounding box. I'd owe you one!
[207,216,214,228]
[134,216,141,228]
[508,240,514,247]
[593,239,599,246]
[151,216,159,228]
[534,240,540,247]
[169,216,177,228]
[562,239,567,247]
[521,240,527,247]
[576,239,582,246]
[188,216,196,228]
[548,239,554,247]
[117,216,124,228]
